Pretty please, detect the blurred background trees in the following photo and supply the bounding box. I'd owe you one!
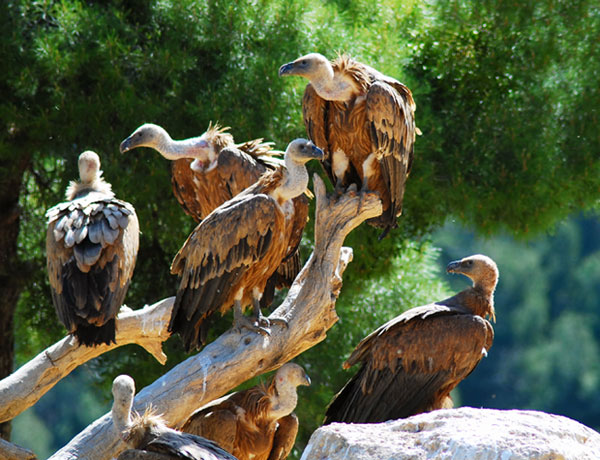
[1,0,598,457]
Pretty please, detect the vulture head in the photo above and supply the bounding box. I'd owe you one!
[279,52,360,101]
[275,362,311,388]
[285,138,324,165]
[111,374,136,441]
[78,150,102,183]
[447,254,499,296]
[279,53,333,80]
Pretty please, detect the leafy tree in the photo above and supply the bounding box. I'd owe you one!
[2,0,599,457]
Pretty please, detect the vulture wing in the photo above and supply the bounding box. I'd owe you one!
[144,429,238,460]
[181,404,238,454]
[324,306,493,424]
[365,79,416,230]
[302,84,335,185]
[46,194,139,346]
[169,192,283,350]
[216,147,269,197]
[267,413,298,460]
[171,158,206,222]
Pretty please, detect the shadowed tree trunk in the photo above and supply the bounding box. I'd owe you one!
[0,152,31,440]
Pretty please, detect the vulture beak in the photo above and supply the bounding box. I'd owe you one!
[119,137,133,154]
[278,62,295,77]
[301,372,311,387]
[446,260,462,274]
[310,144,324,161]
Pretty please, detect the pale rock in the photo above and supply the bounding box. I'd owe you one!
[301,407,600,460]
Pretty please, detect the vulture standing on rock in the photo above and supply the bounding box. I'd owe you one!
[181,363,311,460]
[119,123,309,309]
[46,151,139,346]
[168,139,323,351]
[111,375,238,460]
[279,53,418,238]
[323,254,498,424]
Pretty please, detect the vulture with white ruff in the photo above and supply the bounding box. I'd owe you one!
[119,123,309,309]
[323,254,498,424]
[111,375,238,460]
[168,139,323,351]
[181,363,311,460]
[46,151,139,346]
[279,53,417,238]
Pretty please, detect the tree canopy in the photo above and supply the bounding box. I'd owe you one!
[2,0,599,458]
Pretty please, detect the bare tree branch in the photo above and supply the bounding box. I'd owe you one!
[0,437,37,460]
[0,297,174,424]
[9,179,380,460]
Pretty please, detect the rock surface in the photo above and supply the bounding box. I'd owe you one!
[301,407,600,460]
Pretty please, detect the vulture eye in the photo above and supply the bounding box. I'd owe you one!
[466,260,473,266]
[301,60,307,66]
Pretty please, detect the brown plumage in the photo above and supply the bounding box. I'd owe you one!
[279,53,418,238]
[323,254,498,424]
[119,123,309,309]
[181,363,311,460]
[168,139,323,351]
[111,375,238,460]
[46,151,139,346]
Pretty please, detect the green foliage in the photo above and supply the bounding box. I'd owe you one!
[3,0,600,457]
[405,0,600,236]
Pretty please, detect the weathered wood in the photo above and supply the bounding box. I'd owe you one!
[118,450,174,460]
[0,297,173,424]
[0,437,37,460]
[42,178,380,460]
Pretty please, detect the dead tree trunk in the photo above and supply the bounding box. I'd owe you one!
[0,177,381,460]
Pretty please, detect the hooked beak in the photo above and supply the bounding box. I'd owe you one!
[278,62,295,77]
[310,144,324,161]
[119,137,133,154]
[446,260,461,274]
[301,372,311,386]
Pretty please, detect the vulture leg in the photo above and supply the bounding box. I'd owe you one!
[232,299,271,337]
[251,296,288,330]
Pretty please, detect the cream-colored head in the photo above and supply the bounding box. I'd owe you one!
[446,254,499,293]
[275,363,311,389]
[279,53,333,81]
[78,150,102,183]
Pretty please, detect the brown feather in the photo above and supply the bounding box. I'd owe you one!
[296,53,417,236]
[324,254,498,424]
[46,153,139,346]
[182,364,309,460]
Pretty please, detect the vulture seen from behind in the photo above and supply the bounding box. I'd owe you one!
[279,53,418,238]
[119,123,309,310]
[181,363,311,460]
[111,375,238,460]
[46,151,139,346]
[168,139,323,351]
[323,254,498,424]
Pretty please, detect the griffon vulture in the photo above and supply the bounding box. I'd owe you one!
[119,123,309,309]
[181,363,311,460]
[323,254,498,424]
[169,139,323,351]
[279,53,417,238]
[112,375,238,460]
[46,151,139,346]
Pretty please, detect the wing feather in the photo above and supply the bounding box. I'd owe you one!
[326,311,493,423]
[365,80,416,223]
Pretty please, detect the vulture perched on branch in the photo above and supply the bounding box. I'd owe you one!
[46,151,139,346]
[323,254,498,424]
[119,123,309,309]
[279,53,418,238]
[111,375,238,460]
[181,363,311,460]
[169,139,323,351]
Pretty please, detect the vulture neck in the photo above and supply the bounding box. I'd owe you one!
[269,380,299,420]
[153,129,213,164]
[311,65,359,102]
[111,392,134,442]
[275,156,308,203]
[467,278,497,321]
